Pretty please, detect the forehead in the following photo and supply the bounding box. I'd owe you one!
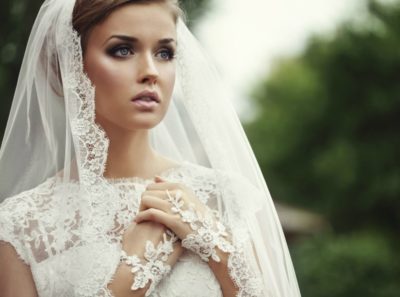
[91,3,177,43]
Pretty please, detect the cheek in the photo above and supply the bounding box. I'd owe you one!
[85,56,130,93]
[162,65,176,100]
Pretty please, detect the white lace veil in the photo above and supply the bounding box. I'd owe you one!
[0,0,301,296]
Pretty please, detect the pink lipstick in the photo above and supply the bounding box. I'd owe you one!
[131,90,160,110]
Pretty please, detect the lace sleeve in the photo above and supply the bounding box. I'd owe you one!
[167,184,264,297]
[0,180,124,297]
[213,172,265,297]
[0,194,33,265]
[97,287,116,297]
[226,235,264,297]
[181,166,265,297]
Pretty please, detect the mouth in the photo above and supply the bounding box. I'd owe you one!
[131,90,160,109]
[132,90,160,103]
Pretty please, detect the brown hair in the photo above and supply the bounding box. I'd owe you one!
[72,0,185,50]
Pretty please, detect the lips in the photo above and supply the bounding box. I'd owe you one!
[132,90,160,103]
[131,90,160,109]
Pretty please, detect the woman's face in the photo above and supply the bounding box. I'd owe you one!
[84,3,177,132]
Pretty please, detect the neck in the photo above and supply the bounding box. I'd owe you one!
[103,127,159,179]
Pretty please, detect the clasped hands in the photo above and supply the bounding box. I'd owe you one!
[135,176,233,261]
[134,176,207,239]
[116,176,233,296]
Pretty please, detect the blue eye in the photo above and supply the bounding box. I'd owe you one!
[117,47,130,56]
[157,48,175,61]
[109,45,133,58]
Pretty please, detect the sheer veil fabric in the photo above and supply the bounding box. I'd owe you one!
[0,0,301,296]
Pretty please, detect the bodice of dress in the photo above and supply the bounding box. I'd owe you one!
[0,162,263,297]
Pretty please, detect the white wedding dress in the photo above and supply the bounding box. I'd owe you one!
[0,161,263,297]
[0,1,301,296]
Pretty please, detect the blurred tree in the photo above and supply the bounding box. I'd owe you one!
[292,232,400,297]
[0,0,212,142]
[0,0,42,143]
[246,0,400,233]
[245,1,400,295]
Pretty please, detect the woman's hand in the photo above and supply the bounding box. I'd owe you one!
[0,242,39,297]
[135,177,233,262]
[134,177,239,297]
[134,176,209,240]
[108,179,184,297]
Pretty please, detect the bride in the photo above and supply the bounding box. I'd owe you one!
[0,1,301,297]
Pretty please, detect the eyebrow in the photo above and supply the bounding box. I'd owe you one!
[104,35,177,46]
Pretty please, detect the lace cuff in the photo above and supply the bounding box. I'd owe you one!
[167,189,234,262]
[120,231,178,297]
[167,189,263,297]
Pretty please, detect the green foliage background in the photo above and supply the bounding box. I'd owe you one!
[245,1,400,296]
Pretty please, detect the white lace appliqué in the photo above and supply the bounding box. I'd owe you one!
[166,189,234,262]
[0,163,264,297]
[120,231,178,296]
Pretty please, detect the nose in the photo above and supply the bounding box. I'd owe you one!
[137,52,159,85]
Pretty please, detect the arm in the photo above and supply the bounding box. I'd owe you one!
[107,221,183,297]
[0,241,39,297]
[134,178,240,297]
[208,249,238,297]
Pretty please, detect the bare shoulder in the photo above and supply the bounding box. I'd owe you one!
[0,241,38,297]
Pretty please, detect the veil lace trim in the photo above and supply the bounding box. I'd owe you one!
[62,26,109,188]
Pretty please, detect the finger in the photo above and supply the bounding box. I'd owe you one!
[154,176,166,183]
[139,195,171,212]
[142,189,183,201]
[146,182,183,191]
[134,208,177,230]
[141,190,166,199]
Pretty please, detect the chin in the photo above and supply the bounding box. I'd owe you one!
[125,116,164,131]
[95,115,163,133]
[129,121,159,130]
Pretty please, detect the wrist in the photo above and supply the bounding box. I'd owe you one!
[166,190,234,263]
[207,247,229,267]
[120,231,178,296]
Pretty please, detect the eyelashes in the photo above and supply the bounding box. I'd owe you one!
[111,45,132,57]
[107,44,176,61]
[158,48,176,60]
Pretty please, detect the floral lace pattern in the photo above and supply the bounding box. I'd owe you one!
[62,26,109,189]
[228,248,264,297]
[120,231,177,296]
[166,189,234,262]
[0,163,263,297]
